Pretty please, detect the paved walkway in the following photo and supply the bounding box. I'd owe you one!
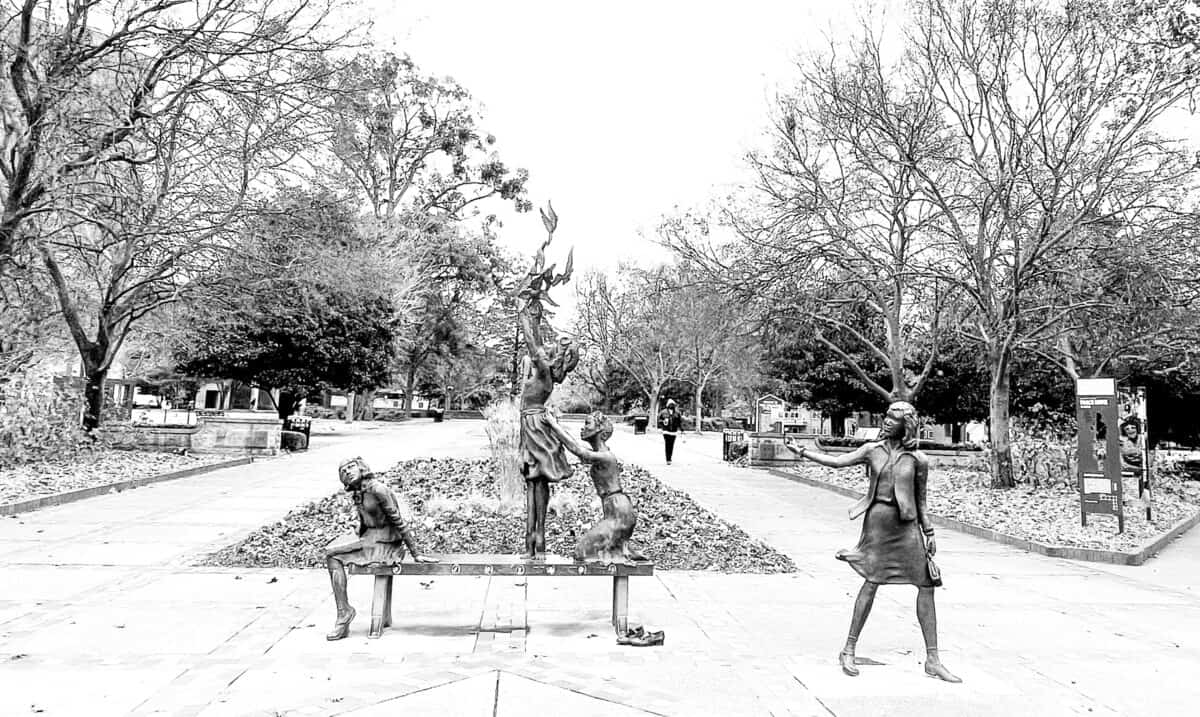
[0,420,1197,716]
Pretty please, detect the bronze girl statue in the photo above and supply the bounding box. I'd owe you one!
[786,401,961,683]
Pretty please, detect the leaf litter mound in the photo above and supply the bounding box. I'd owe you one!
[202,457,797,573]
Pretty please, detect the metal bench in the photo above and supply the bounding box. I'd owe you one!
[347,553,654,639]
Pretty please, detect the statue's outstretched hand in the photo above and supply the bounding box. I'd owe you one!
[413,555,439,564]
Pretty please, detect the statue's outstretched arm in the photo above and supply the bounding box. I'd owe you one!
[545,415,601,462]
[794,441,875,469]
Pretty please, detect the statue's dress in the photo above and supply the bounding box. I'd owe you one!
[837,451,934,587]
[325,480,410,566]
[520,407,573,482]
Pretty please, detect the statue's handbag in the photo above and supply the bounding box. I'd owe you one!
[926,553,943,587]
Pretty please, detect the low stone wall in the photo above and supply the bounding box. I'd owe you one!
[192,412,282,455]
[741,433,984,469]
[100,424,198,451]
[100,411,282,456]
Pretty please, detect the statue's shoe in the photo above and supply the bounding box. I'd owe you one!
[325,608,356,641]
[838,650,859,677]
[924,660,962,683]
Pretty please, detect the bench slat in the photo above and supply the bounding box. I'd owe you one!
[346,553,654,577]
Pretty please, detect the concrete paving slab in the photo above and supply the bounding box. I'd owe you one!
[0,661,187,717]
[343,671,497,716]
[0,564,131,601]
[0,517,109,541]
[4,539,195,566]
[2,603,264,657]
[496,671,654,716]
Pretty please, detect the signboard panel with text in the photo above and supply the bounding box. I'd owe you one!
[1076,378,1124,533]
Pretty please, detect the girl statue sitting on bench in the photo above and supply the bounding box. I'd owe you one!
[324,457,437,641]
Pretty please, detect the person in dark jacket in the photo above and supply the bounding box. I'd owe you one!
[657,399,682,464]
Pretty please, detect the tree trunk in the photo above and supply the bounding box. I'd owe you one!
[356,389,376,420]
[404,364,418,418]
[989,360,1015,488]
[82,363,108,432]
[693,382,704,434]
[830,409,848,437]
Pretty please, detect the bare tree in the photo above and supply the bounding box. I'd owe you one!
[1,0,356,428]
[657,260,754,433]
[661,26,954,404]
[574,266,690,420]
[903,0,1200,486]
[318,52,530,220]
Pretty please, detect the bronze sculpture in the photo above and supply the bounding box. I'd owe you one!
[786,402,961,683]
[545,411,646,564]
[515,202,579,559]
[324,457,436,640]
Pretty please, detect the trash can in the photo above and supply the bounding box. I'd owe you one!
[284,415,312,440]
[723,429,747,461]
[432,408,445,423]
[632,415,649,434]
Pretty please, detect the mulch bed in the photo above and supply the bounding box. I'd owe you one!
[785,463,1200,553]
[201,457,797,573]
[0,449,230,507]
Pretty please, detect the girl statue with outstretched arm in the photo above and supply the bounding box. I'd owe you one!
[785,402,961,683]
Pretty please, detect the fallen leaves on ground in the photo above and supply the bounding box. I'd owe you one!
[0,450,230,506]
[787,463,1200,553]
[200,457,797,573]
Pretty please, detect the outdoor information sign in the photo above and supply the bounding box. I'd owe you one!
[1076,377,1124,532]
[756,394,785,433]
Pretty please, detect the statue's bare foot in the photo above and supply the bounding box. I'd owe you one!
[924,658,962,683]
[326,607,355,641]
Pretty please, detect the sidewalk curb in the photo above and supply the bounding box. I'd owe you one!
[764,467,1200,566]
[0,457,254,517]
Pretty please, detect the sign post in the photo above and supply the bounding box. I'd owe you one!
[1076,378,1124,533]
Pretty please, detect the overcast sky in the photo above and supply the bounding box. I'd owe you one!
[358,0,892,277]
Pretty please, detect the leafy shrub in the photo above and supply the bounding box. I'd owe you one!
[482,397,523,504]
[1009,414,1076,487]
[0,367,89,468]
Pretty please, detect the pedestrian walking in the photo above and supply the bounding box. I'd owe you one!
[658,399,682,465]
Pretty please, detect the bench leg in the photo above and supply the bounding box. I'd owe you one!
[369,575,392,639]
[612,575,629,634]
[383,573,394,628]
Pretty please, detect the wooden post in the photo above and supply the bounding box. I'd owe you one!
[383,576,394,628]
[611,575,629,634]
[369,575,391,638]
